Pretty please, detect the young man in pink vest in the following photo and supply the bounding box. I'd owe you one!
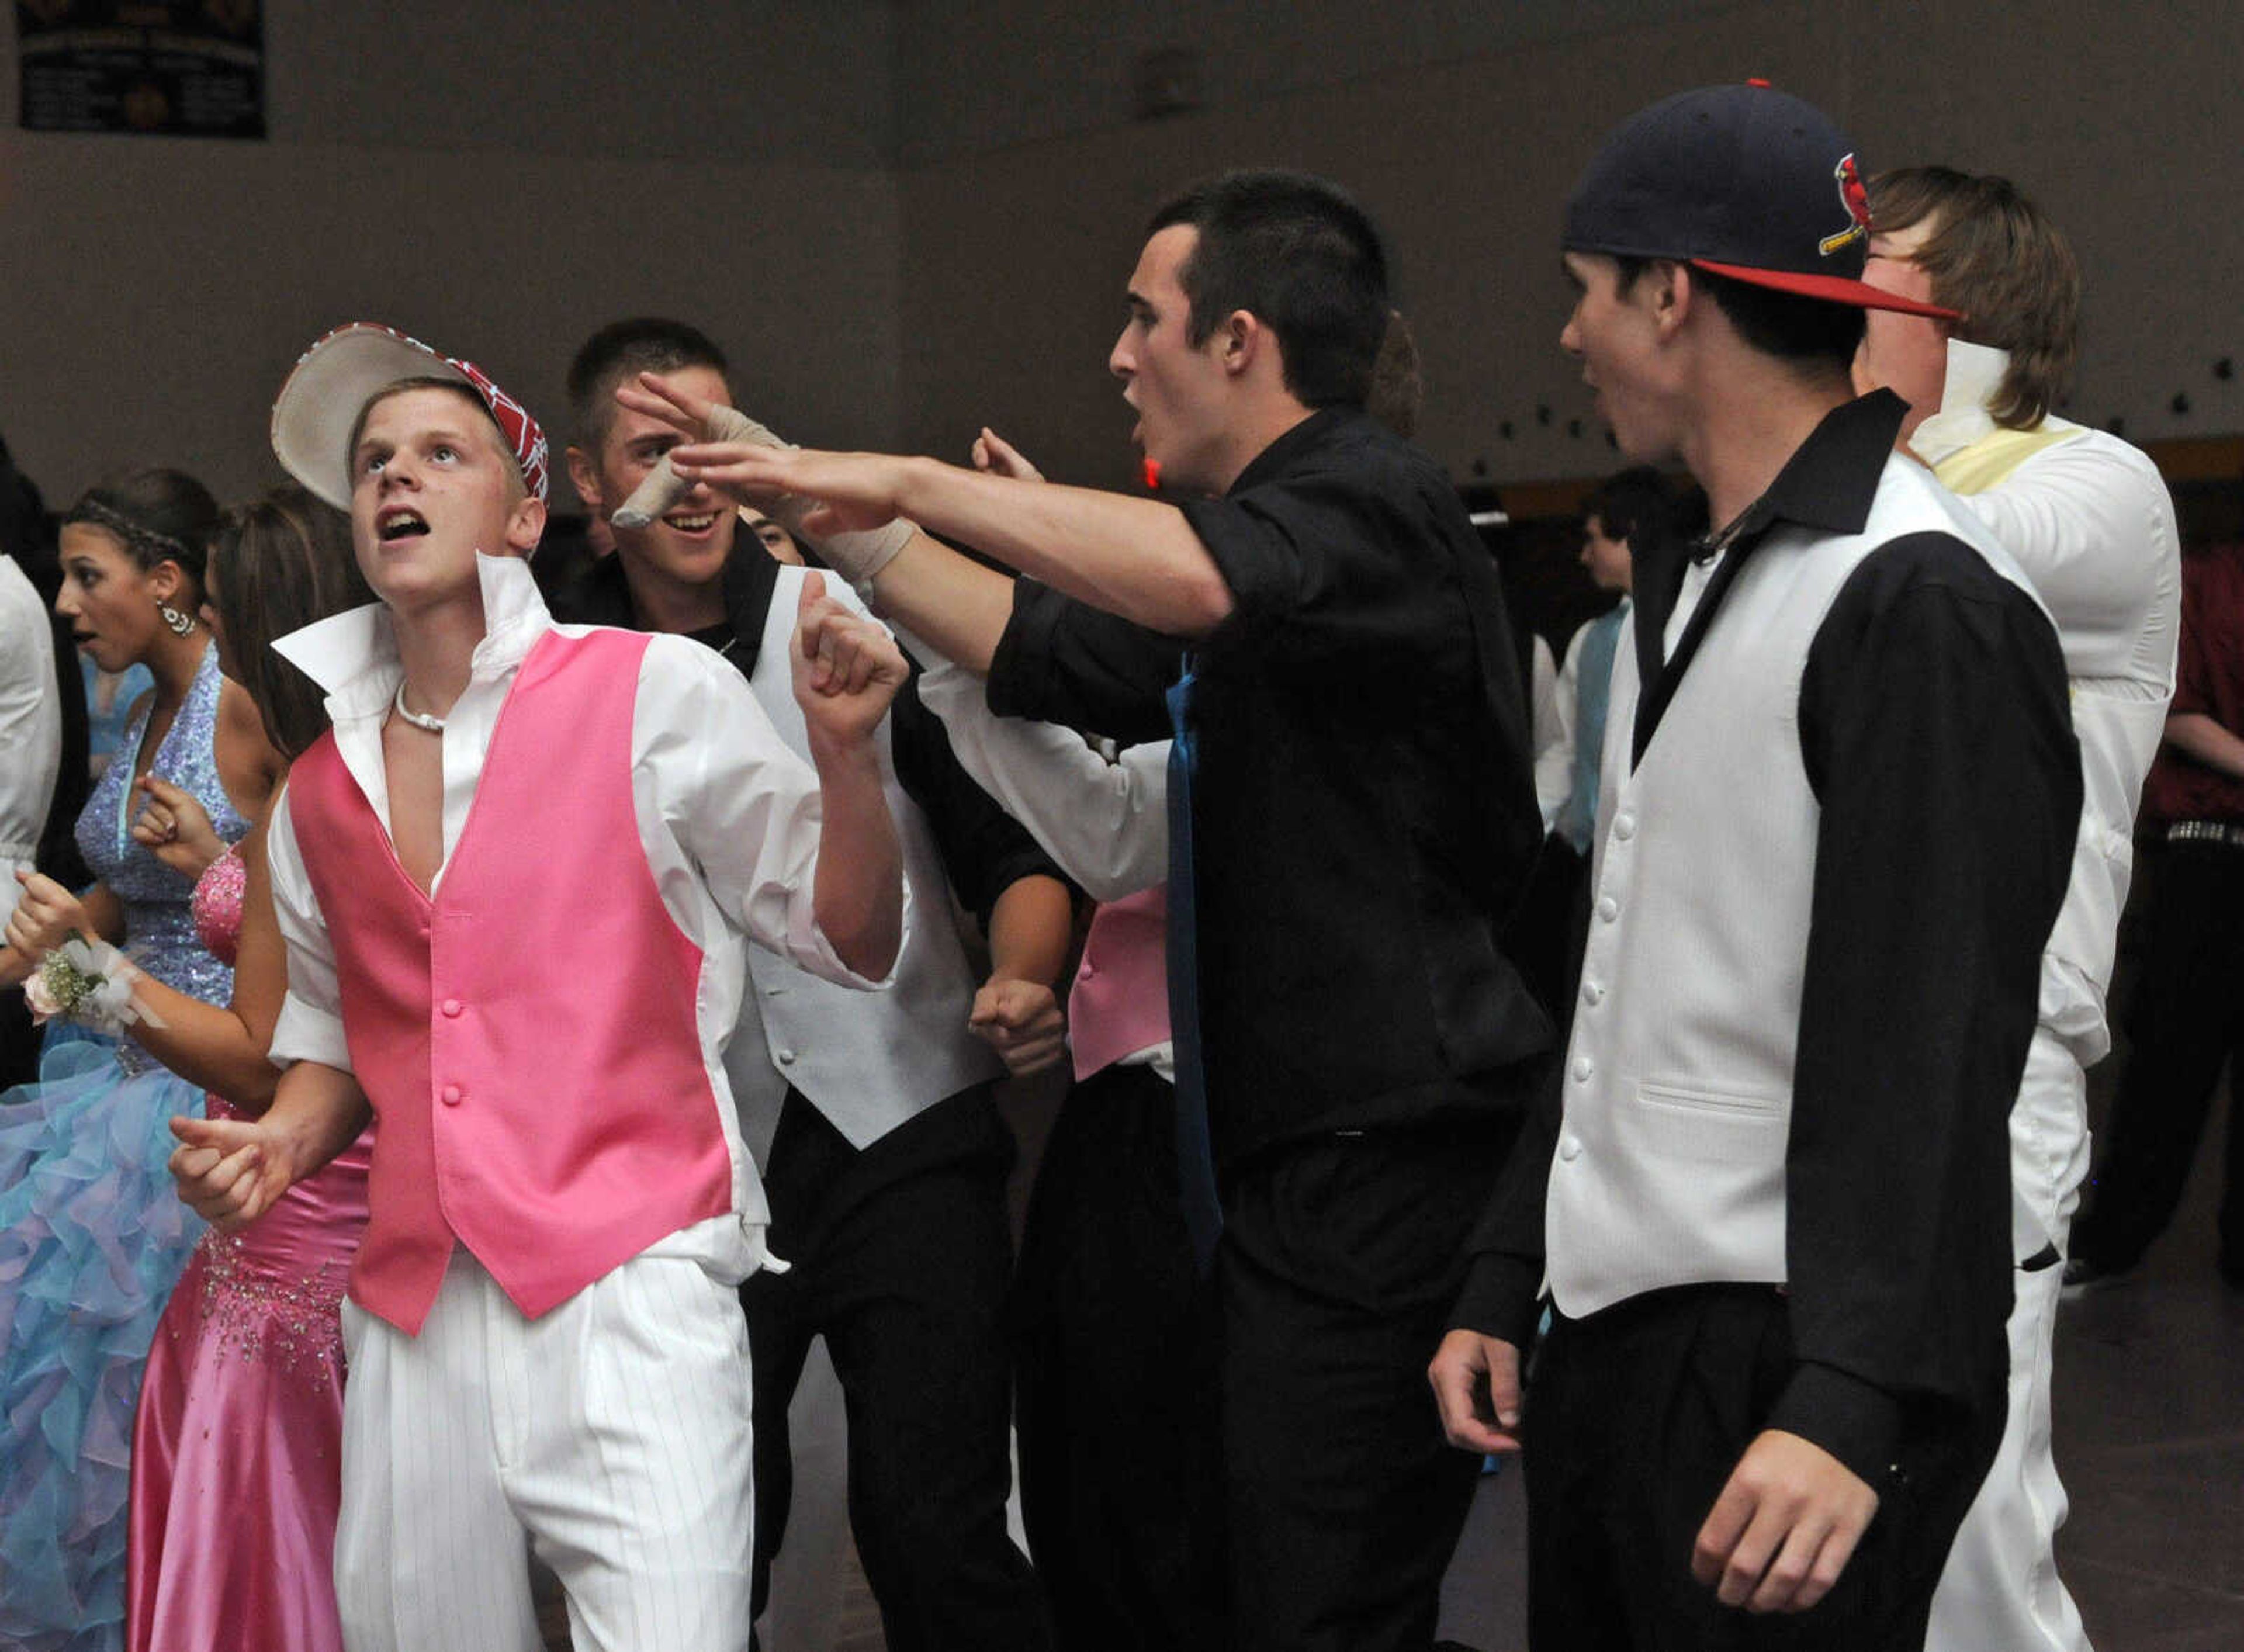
[169,324,908,1652]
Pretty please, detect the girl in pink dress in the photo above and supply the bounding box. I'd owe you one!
[77,487,372,1652]
[124,842,374,1652]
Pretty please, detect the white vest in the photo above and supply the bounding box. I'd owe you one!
[724,566,1003,1156]
[1547,456,2053,1317]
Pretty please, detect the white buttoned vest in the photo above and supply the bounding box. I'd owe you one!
[1547,456,2053,1317]
[724,566,1003,1155]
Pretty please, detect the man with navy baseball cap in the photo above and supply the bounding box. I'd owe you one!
[1429,84,2082,1649]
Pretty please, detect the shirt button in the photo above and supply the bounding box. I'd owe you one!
[1581,980,1604,1006]
[776,1048,797,1066]
[1613,813,1636,841]
[440,1083,463,1106]
[1559,1137,1583,1162]
[441,999,463,1018]
[1078,961,1097,981]
[1597,896,1620,923]
[1571,1055,1594,1082]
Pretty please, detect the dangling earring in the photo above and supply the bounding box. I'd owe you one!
[157,600,195,638]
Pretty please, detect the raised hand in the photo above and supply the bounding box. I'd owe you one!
[968,977,1066,1075]
[969,427,1045,483]
[7,868,93,958]
[1428,1328,1526,1456]
[792,572,909,751]
[131,774,228,878]
[1691,1429,1881,1613]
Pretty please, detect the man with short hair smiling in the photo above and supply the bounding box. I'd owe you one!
[1426,87,2081,1649]
[619,169,1552,1652]
[168,323,908,1652]
[1855,166,2181,1652]
[556,315,1068,1651]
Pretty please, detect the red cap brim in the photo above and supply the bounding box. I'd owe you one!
[1692,259,1963,320]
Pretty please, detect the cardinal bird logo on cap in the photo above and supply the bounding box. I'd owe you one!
[1819,153,1872,257]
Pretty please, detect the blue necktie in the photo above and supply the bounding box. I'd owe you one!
[1165,662,1223,1272]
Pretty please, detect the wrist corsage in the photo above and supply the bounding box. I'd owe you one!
[23,935,165,1037]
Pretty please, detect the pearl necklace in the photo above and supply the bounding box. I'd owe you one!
[392,681,446,733]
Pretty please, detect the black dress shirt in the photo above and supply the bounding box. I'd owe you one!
[1453,393,2080,1484]
[984,406,1553,1165]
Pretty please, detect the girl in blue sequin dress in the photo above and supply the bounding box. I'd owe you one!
[0,469,250,1652]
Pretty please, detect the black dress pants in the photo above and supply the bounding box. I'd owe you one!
[743,1085,1050,1652]
[1525,1286,2004,1652]
[1013,1059,1225,1652]
[1219,1119,1515,1652]
[2071,839,2244,1277]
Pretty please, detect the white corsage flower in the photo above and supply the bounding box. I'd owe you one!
[30,935,165,1036]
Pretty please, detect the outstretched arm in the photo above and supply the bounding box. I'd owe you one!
[616,372,1234,640]
[914,658,1170,901]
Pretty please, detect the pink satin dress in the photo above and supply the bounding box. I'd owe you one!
[124,846,375,1652]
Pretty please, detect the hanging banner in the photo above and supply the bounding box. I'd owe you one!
[16,2,264,138]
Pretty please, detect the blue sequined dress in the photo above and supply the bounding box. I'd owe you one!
[0,643,249,1652]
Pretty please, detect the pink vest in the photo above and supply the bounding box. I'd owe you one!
[1068,885,1173,1082]
[290,628,732,1333]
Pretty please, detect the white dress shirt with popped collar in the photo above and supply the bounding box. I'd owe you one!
[264,554,902,1247]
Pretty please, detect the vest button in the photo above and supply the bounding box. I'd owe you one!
[1559,1136,1582,1162]
[1613,812,1636,841]
[441,999,463,1018]
[776,1048,797,1066]
[440,1083,463,1106]
[1079,960,1097,980]
[1596,896,1619,923]
[1581,979,1604,1006]
[1571,1055,1594,1082]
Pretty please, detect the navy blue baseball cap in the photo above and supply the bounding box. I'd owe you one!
[1564,82,1959,319]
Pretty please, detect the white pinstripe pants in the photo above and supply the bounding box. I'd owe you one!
[335,1249,757,1652]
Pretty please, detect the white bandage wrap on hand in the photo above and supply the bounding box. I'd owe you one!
[612,404,788,529]
[611,405,916,588]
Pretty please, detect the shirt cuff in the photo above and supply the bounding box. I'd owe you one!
[1764,1360,1904,1490]
[1446,1252,1544,1352]
[985,581,1067,721]
[269,992,353,1073]
[788,877,913,992]
[1174,498,1277,647]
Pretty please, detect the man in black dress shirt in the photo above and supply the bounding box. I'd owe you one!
[1426,86,2080,1650]
[618,171,1552,1652]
